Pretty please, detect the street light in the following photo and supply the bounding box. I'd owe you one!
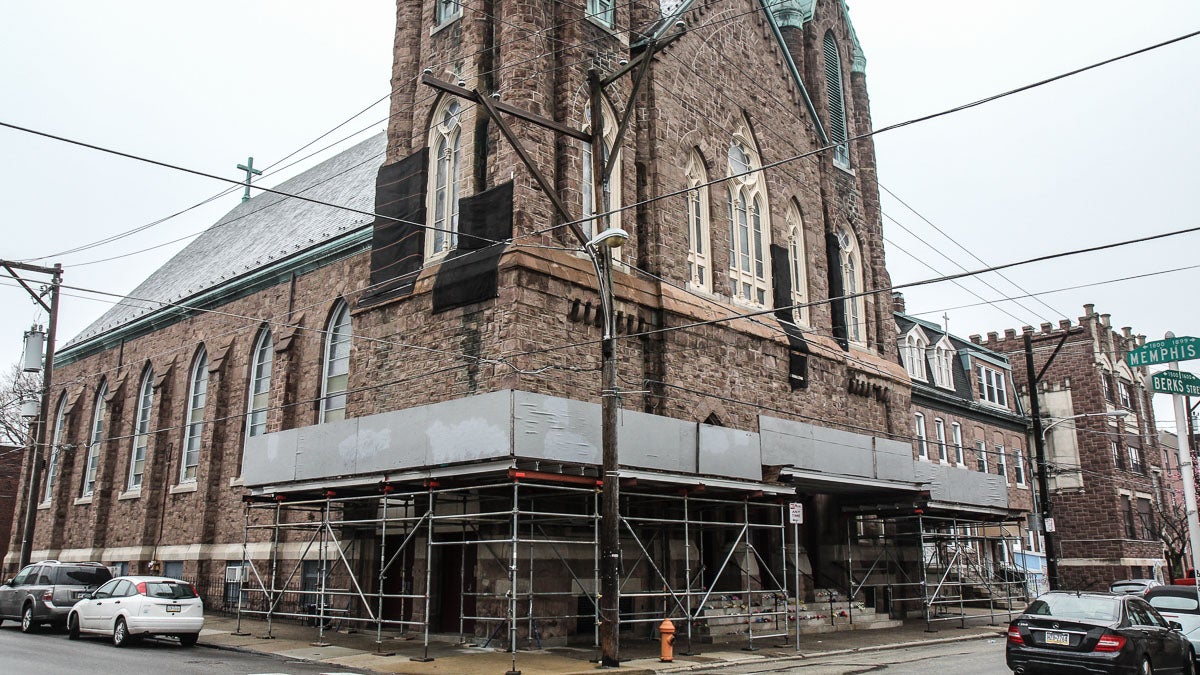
[1034,409,1129,590]
[585,225,628,668]
[1041,410,1129,441]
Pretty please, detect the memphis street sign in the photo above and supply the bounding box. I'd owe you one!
[1127,336,1200,367]
[1151,370,1200,397]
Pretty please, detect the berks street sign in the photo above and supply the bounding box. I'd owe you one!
[1151,370,1200,397]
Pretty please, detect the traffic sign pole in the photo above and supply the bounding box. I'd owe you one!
[1164,332,1200,587]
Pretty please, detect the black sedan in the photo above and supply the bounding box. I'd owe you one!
[1007,590,1195,674]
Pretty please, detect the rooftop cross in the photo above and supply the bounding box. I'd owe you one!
[237,156,263,202]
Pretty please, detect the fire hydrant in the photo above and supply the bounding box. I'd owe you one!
[659,618,676,662]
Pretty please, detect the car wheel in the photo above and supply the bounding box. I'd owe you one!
[179,633,198,648]
[112,617,132,647]
[1140,655,1153,675]
[67,613,80,640]
[20,604,38,633]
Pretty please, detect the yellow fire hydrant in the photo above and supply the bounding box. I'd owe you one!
[659,618,676,662]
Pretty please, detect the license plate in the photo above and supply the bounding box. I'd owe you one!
[166,604,181,613]
[1044,631,1070,646]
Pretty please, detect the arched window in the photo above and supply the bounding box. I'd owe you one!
[129,367,154,490]
[246,327,273,438]
[727,135,771,307]
[836,227,866,344]
[932,342,955,389]
[83,380,108,497]
[43,396,67,503]
[684,150,710,291]
[581,101,621,239]
[785,202,809,325]
[427,98,463,259]
[902,332,927,380]
[181,347,208,483]
[321,302,352,423]
[822,30,851,169]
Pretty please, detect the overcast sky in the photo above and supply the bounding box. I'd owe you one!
[2,1,1198,431]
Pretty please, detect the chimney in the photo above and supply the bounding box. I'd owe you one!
[892,291,906,314]
[969,334,982,344]
[1083,303,1095,317]
[987,331,999,342]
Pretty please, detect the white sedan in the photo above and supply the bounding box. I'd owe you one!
[67,576,204,647]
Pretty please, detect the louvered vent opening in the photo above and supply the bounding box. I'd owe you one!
[823,31,851,167]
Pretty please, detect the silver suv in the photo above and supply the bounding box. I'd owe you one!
[0,561,113,632]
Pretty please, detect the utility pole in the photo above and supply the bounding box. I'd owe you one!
[2,260,63,569]
[1025,332,1059,590]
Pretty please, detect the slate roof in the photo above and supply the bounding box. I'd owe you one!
[66,132,386,349]
[895,312,1016,406]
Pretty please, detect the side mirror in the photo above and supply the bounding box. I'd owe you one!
[4,579,13,587]
[1170,621,1184,631]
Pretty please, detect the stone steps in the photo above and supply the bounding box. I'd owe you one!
[694,591,902,638]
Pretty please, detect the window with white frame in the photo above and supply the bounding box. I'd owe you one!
[435,0,461,25]
[1118,380,1133,409]
[685,151,710,292]
[44,396,67,503]
[934,419,946,461]
[588,0,614,27]
[901,332,927,380]
[726,136,771,307]
[129,368,154,490]
[427,98,463,259]
[1127,445,1143,474]
[1111,440,1125,469]
[977,365,1008,406]
[951,423,964,464]
[996,445,1007,481]
[246,328,272,438]
[83,380,108,497]
[821,30,851,169]
[932,343,954,389]
[181,347,208,483]
[582,102,621,242]
[320,302,352,423]
[1014,445,1026,486]
[786,202,809,325]
[1101,373,1114,402]
[914,413,928,459]
[976,440,988,473]
[836,227,866,344]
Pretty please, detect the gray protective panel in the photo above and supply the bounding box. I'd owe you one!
[243,390,514,486]
[759,415,915,484]
[511,391,699,473]
[875,438,919,483]
[912,461,1009,509]
[698,425,761,480]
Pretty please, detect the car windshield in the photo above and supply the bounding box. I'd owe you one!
[145,581,197,599]
[1026,595,1120,621]
[59,567,112,586]
[1148,595,1200,614]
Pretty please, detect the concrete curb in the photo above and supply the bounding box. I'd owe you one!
[655,628,1007,672]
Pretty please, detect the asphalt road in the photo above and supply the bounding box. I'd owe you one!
[0,623,379,675]
[687,637,1013,674]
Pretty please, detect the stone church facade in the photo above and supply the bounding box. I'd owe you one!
[9,0,1030,642]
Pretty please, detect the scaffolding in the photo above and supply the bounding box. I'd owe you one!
[846,513,1031,631]
[231,473,793,665]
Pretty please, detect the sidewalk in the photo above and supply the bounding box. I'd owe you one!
[197,613,1009,674]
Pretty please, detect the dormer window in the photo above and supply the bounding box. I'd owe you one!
[902,332,927,380]
[932,343,955,389]
[977,365,1008,407]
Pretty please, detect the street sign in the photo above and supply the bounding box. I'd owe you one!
[788,502,804,524]
[1127,336,1200,367]
[1044,517,1056,533]
[1151,370,1200,397]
